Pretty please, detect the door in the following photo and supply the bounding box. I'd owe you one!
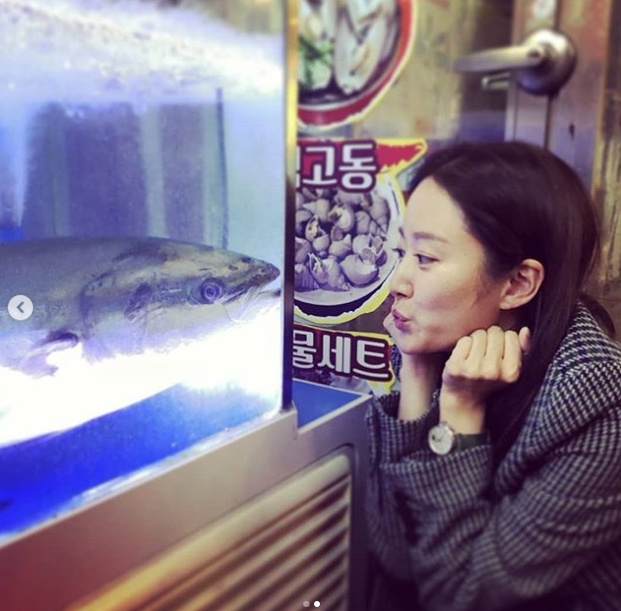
[458,0,621,338]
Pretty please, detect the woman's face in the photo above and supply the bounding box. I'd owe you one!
[384,176,511,355]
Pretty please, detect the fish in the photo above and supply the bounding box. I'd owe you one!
[0,236,281,446]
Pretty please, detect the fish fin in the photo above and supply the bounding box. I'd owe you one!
[19,332,80,378]
[18,354,58,378]
[45,331,81,349]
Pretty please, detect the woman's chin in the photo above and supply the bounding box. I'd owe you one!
[385,318,451,354]
[393,335,428,355]
[400,345,434,356]
[394,335,453,356]
[383,313,396,335]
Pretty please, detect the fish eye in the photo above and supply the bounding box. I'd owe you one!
[199,280,224,304]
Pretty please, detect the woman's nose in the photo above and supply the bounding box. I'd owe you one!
[388,257,413,298]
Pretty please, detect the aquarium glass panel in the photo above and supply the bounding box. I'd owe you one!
[0,0,288,542]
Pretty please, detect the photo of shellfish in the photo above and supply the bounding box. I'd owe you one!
[298,0,415,130]
[294,172,403,309]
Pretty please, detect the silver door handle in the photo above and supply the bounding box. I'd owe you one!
[453,28,577,95]
[454,45,546,72]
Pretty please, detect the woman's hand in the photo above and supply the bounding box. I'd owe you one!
[439,326,531,433]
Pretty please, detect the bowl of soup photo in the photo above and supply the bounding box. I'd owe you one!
[297,0,415,131]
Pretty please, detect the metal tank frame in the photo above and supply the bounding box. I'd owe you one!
[0,384,371,611]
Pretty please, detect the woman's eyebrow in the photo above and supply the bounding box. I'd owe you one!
[414,231,449,243]
[399,228,449,244]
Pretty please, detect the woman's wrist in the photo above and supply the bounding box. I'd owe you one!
[398,377,436,420]
[438,389,486,434]
[397,353,444,420]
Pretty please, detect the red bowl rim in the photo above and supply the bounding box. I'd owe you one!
[298,0,416,130]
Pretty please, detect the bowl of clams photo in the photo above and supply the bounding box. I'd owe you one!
[294,172,404,314]
[298,0,415,130]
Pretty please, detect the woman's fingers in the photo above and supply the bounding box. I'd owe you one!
[519,326,532,354]
[481,326,506,379]
[441,326,530,414]
[500,329,522,383]
[450,335,474,361]
[444,327,527,390]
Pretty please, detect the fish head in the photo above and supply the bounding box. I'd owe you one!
[80,239,280,356]
[181,245,280,309]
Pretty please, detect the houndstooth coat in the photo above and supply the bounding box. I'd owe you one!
[365,303,621,611]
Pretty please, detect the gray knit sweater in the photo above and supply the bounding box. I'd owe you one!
[366,303,621,611]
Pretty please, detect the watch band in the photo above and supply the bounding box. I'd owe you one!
[428,421,490,455]
[454,431,490,450]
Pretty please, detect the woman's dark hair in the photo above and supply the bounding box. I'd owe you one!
[409,140,614,461]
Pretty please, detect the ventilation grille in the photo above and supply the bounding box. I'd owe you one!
[70,453,353,611]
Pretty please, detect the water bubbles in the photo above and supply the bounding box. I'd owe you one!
[63,105,87,119]
[0,0,283,108]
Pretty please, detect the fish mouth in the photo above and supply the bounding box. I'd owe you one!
[222,265,280,322]
[255,261,280,285]
[184,262,279,319]
[220,263,280,304]
[224,287,281,324]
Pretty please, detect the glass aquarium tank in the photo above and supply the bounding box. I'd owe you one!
[0,0,290,543]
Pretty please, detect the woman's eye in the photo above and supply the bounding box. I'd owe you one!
[415,254,435,265]
[392,247,406,259]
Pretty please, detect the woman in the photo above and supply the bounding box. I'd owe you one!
[366,141,621,611]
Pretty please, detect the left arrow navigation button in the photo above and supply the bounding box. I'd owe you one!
[8,295,33,321]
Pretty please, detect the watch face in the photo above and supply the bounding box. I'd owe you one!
[428,423,454,455]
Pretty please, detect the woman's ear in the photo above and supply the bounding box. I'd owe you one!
[500,258,545,311]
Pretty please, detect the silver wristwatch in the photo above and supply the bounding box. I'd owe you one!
[428,421,489,455]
